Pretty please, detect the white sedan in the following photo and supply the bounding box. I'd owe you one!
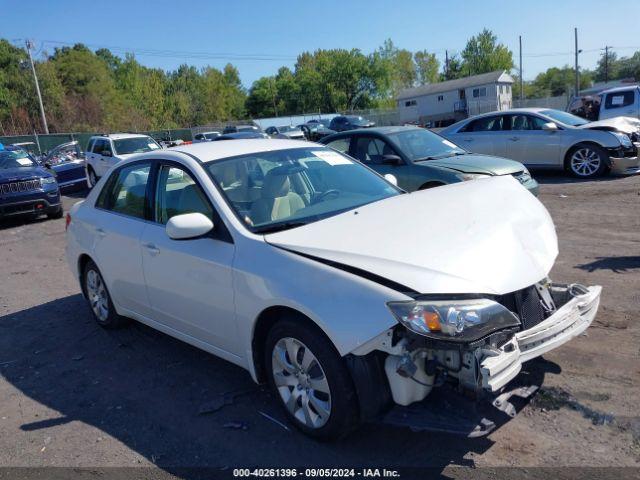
[65,139,601,439]
[441,108,640,178]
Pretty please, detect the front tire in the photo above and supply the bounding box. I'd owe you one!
[87,167,98,188]
[82,260,128,329]
[265,318,360,440]
[567,144,608,178]
[47,205,64,220]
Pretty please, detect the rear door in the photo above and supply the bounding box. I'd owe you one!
[451,114,508,157]
[140,163,238,354]
[90,161,153,316]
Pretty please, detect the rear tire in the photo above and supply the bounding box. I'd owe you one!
[264,317,360,440]
[566,144,608,178]
[82,260,128,329]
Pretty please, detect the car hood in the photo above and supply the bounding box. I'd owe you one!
[423,154,525,175]
[266,176,557,296]
[577,116,640,134]
[0,166,49,181]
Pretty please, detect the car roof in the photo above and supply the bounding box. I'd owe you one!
[91,133,152,140]
[169,138,314,163]
[599,85,639,94]
[333,126,422,136]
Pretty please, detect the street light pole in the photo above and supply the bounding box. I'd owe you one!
[25,40,49,135]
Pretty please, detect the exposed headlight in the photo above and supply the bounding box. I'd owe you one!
[387,299,520,342]
[611,132,632,147]
[459,173,491,181]
[41,176,57,185]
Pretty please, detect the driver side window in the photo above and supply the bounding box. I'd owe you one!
[154,166,213,225]
[353,137,393,164]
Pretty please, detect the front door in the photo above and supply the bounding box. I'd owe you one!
[505,114,561,166]
[140,163,238,354]
[350,135,410,189]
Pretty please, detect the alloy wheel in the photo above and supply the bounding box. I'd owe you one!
[271,337,332,429]
[88,170,97,188]
[570,147,601,177]
[85,269,109,322]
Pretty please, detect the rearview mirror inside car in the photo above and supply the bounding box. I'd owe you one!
[166,213,214,240]
[542,122,558,131]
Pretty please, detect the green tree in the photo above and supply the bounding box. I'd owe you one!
[461,29,513,76]
[414,50,440,85]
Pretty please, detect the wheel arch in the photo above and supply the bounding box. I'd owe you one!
[77,253,94,296]
[563,141,610,170]
[251,305,337,384]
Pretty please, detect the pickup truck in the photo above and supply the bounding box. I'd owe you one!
[568,85,640,121]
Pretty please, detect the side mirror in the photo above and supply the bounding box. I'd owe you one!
[102,150,112,157]
[381,154,402,165]
[384,173,398,186]
[166,213,214,240]
[542,122,558,131]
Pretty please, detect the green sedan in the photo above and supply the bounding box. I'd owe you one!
[320,126,539,196]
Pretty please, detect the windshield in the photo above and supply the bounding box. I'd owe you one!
[113,137,161,155]
[389,128,466,161]
[206,147,399,232]
[0,150,37,169]
[540,109,588,126]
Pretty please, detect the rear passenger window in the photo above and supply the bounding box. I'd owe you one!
[461,116,505,132]
[605,91,634,109]
[97,163,151,219]
[155,166,213,225]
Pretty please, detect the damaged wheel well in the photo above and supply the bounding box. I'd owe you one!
[252,306,332,383]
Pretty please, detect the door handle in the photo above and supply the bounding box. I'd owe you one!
[143,243,160,255]
[95,227,106,237]
[509,137,520,141]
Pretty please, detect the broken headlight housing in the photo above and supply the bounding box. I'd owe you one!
[387,299,520,342]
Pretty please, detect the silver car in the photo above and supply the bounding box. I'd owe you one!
[441,108,640,178]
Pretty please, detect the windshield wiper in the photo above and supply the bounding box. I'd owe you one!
[253,220,309,234]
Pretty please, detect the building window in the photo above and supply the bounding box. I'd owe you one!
[404,100,417,107]
[472,87,487,98]
[437,95,444,101]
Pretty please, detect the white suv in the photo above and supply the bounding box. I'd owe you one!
[85,133,161,187]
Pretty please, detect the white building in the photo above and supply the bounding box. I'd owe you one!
[397,70,514,126]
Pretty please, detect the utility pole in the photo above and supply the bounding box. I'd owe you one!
[445,50,449,79]
[604,46,611,83]
[574,28,580,96]
[25,40,49,135]
[519,36,523,101]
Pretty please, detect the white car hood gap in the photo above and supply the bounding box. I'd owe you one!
[266,176,558,296]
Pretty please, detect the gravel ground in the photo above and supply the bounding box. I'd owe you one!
[0,174,638,478]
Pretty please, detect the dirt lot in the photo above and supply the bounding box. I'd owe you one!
[0,174,639,477]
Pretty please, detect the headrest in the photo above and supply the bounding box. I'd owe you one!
[262,171,290,198]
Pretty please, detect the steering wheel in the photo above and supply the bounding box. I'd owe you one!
[313,189,340,203]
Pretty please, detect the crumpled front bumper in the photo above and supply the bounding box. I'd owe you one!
[480,285,602,392]
[609,155,640,175]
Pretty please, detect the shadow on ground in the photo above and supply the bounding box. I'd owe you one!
[0,295,558,479]
[531,169,625,185]
[576,256,640,273]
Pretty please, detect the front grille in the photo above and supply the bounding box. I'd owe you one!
[496,285,548,330]
[0,179,41,195]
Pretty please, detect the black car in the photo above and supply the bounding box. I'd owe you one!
[328,115,375,132]
[38,141,87,190]
[299,120,336,141]
[0,148,63,220]
[222,124,262,134]
[213,131,269,140]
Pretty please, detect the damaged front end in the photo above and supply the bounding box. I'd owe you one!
[350,280,601,436]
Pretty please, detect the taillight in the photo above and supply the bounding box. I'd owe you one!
[65,212,71,231]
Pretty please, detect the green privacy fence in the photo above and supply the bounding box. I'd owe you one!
[0,129,193,154]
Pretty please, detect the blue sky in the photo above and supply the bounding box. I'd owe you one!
[3,0,640,87]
